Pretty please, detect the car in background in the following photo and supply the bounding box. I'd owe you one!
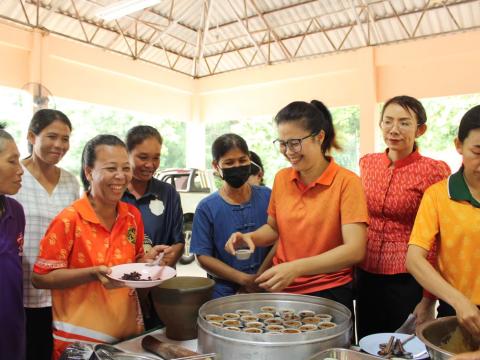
[155,168,217,264]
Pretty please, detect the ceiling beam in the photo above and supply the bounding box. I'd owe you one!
[313,17,337,51]
[443,2,461,30]
[247,0,293,61]
[18,0,31,25]
[205,0,477,58]
[192,0,205,77]
[212,40,230,73]
[198,0,213,69]
[26,0,194,60]
[226,0,268,63]
[136,0,198,58]
[70,0,89,42]
[412,0,431,37]
[293,18,315,57]
[115,19,135,57]
[0,14,194,77]
[361,0,385,43]
[172,41,187,68]
[348,0,369,45]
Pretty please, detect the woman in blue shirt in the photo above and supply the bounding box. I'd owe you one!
[0,124,25,360]
[122,125,184,329]
[191,133,271,298]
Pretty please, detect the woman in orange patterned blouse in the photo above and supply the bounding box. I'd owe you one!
[356,96,451,338]
[32,135,163,359]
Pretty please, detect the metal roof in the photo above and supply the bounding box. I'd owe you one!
[1,0,479,78]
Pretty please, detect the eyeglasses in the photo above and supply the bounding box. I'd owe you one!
[273,132,319,153]
[380,119,417,132]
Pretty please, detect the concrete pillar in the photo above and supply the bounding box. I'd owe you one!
[358,47,378,156]
[185,91,206,169]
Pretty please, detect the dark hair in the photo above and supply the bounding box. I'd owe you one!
[0,122,14,153]
[274,100,340,155]
[125,125,163,152]
[458,105,480,142]
[381,95,427,126]
[249,151,264,175]
[80,134,126,190]
[211,133,249,162]
[28,109,72,154]
[249,151,265,186]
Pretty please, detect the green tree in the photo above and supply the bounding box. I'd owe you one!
[53,97,186,178]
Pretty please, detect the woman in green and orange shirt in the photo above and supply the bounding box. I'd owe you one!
[225,100,368,313]
[407,105,480,339]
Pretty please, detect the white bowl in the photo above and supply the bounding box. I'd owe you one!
[107,263,176,288]
[235,249,253,260]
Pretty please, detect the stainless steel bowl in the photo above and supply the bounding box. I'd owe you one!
[197,293,352,360]
[417,316,459,360]
[308,348,381,360]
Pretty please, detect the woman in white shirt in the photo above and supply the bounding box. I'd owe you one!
[14,109,79,360]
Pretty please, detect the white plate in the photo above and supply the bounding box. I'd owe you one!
[107,263,176,289]
[359,333,428,359]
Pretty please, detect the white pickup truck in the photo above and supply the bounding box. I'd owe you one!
[155,168,217,264]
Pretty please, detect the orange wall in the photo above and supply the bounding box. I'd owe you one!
[0,23,194,121]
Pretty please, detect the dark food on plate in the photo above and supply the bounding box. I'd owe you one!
[121,271,151,281]
[378,336,413,359]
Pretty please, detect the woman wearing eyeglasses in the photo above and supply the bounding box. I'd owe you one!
[225,100,368,314]
[355,96,450,339]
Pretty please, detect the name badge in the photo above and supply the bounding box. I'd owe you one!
[149,198,164,216]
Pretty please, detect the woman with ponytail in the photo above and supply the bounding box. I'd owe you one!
[225,100,368,313]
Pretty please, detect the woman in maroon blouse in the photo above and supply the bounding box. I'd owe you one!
[356,96,450,338]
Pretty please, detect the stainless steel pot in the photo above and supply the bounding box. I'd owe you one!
[197,293,352,360]
[416,316,476,360]
[308,348,381,360]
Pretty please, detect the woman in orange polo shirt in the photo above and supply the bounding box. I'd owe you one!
[226,100,368,313]
[32,135,163,359]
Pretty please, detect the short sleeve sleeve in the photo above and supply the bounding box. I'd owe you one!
[429,161,451,185]
[169,190,185,244]
[33,210,75,274]
[190,203,214,257]
[409,188,439,251]
[340,174,369,225]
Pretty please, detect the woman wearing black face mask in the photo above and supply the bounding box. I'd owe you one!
[190,133,272,298]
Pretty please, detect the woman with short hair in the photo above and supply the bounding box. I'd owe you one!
[0,124,25,360]
[191,133,271,298]
[122,125,184,329]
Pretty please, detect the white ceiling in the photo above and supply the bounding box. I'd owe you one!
[1,0,479,78]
